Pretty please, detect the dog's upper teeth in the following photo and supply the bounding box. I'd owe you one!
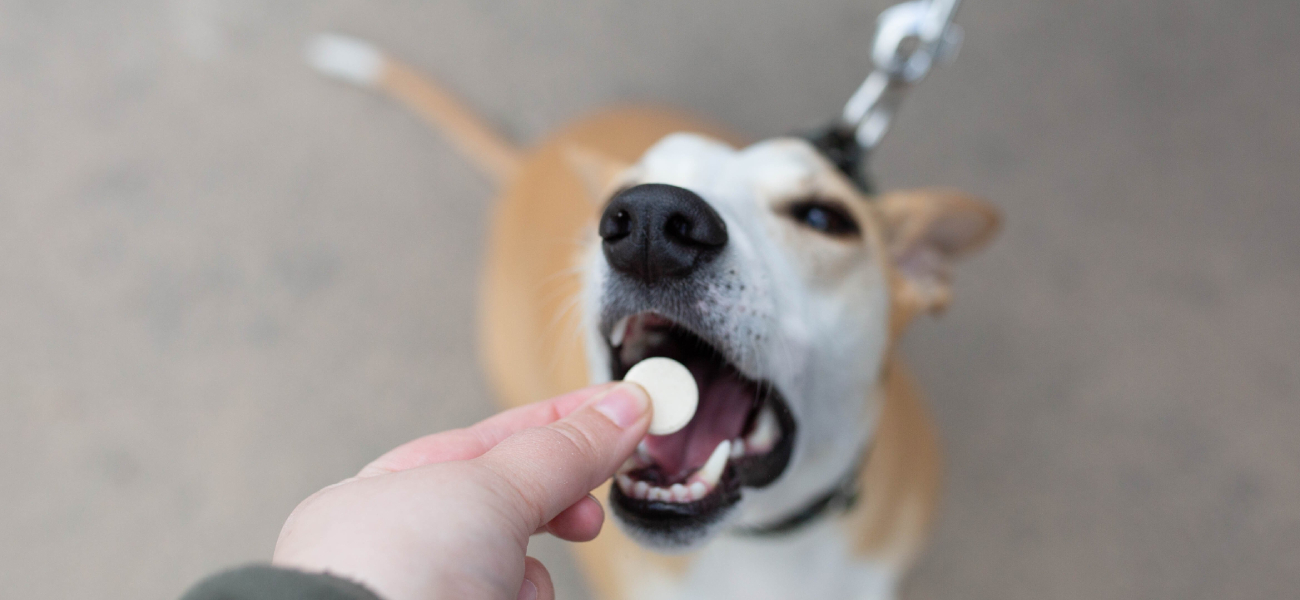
[746,406,779,453]
[693,440,731,488]
[619,318,667,365]
[609,315,630,347]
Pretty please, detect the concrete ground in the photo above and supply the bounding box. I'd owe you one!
[2,1,1298,598]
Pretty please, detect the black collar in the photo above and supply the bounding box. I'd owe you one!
[732,446,869,537]
[802,124,874,194]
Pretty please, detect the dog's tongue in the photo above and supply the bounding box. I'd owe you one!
[642,359,753,480]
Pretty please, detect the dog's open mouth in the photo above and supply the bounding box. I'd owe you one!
[606,312,796,533]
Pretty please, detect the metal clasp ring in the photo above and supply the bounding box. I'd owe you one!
[841,0,964,150]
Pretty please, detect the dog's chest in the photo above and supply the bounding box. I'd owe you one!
[620,520,897,600]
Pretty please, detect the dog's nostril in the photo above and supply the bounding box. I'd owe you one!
[665,214,692,243]
[600,209,633,241]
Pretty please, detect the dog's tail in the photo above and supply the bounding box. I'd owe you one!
[305,33,522,183]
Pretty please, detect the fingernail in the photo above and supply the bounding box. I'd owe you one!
[516,579,538,600]
[593,383,649,429]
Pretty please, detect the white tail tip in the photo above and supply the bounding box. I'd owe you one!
[305,33,385,87]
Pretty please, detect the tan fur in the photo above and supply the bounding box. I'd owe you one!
[378,58,523,183]
[853,189,998,567]
[371,57,984,599]
[878,188,1001,328]
[846,359,943,568]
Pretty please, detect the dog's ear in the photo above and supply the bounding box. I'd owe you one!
[878,188,1000,317]
[563,144,630,204]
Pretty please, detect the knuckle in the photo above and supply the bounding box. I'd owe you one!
[476,461,548,533]
[547,419,605,466]
[499,474,548,525]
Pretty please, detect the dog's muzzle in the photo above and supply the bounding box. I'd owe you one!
[597,184,797,548]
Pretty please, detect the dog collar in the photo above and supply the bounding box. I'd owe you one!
[802,125,875,194]
[732,444,870,537]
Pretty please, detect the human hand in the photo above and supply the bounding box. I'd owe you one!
[271,383,651,600]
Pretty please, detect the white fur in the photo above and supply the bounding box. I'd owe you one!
[624,521,897,600]
[582,134,898,597]
[305,33,385,87]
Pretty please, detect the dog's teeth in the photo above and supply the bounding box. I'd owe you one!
[746,407,779,453]
[619,315,648,364]
[616,475,633,493]
[609,315,630,347]
[688,481,708,500]
[694,440,731,487]
[621,325,667,365]
[633,480,650,499]
[618,457,638,474]
[670,483,691,502]
[649,487,671,502]
[730,439,746,458]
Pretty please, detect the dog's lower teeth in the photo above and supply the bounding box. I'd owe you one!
[631,480,713,503]
[619,439,740,504]
[690,440,731,488]
[730,439,746,458]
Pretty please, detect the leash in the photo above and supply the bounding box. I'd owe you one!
[733,445,871,537]
[806,0,966,192]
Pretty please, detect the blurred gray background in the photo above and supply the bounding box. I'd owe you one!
[2,1,1298,598]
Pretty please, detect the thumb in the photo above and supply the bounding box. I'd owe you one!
[473,382,651,536]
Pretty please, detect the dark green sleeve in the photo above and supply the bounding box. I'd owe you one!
[180,564,383,600]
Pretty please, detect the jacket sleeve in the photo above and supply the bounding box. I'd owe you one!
[180,564,384,600]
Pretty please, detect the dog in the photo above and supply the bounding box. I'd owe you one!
[309,34,999,600]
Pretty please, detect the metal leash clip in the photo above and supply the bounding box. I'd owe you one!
[841,0,965,151]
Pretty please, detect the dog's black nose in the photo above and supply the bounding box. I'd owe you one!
[599,183,728,282]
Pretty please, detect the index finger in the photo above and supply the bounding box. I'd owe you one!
[357,383,616,477]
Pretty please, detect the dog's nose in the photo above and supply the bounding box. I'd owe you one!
[599,183,728,282]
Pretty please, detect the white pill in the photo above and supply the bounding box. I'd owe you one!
[623,357,698,435]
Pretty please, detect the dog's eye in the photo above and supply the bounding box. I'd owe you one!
[786,200,860,237]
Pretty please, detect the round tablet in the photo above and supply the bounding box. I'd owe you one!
[623,357,699,435]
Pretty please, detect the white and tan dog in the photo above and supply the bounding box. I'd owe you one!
[310,34,999,600]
